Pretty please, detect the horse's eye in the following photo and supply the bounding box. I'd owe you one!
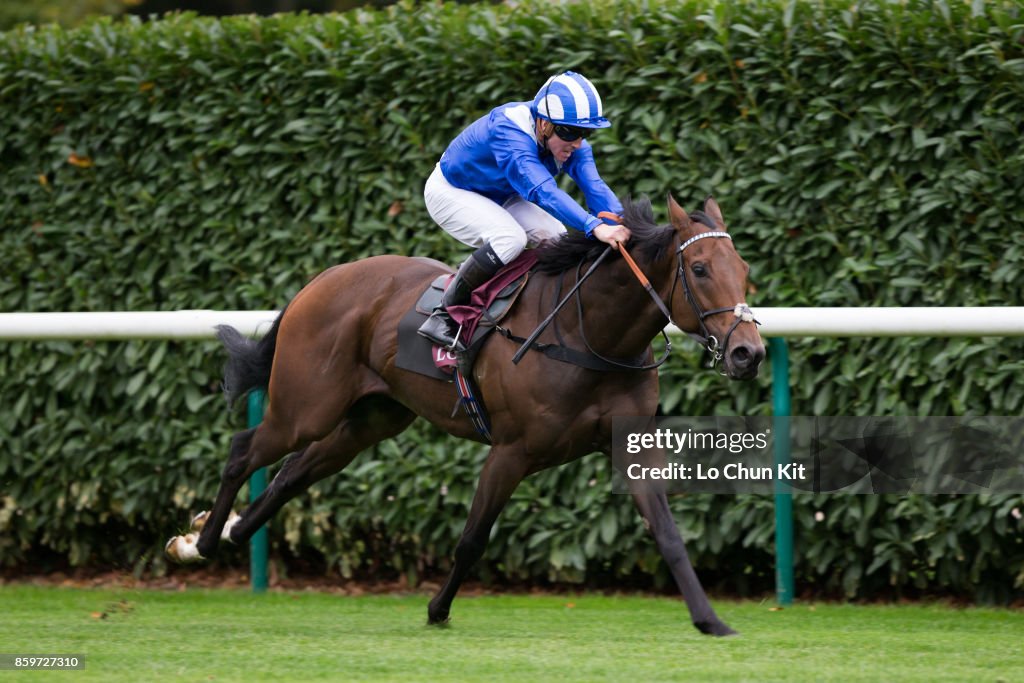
[692,263,709,278]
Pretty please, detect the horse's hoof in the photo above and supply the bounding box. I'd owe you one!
[426,602,451,626]
[222,511,241,543]
[190,511,209,532]
[427,616,451,627]
[694,619,738,637]
[165,533,205,564]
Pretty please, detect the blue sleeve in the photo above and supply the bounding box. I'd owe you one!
[490,116,602,236]
[565,143,623,220]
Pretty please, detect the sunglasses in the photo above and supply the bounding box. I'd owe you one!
[552,124,593,142]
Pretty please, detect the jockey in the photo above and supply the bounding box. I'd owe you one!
[418,71,631,351]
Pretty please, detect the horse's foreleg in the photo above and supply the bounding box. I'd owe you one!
[631,488,736,636]
[226,398,415,545]
[428,446,529,625]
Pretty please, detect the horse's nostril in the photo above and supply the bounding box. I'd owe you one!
[731,346,751,366]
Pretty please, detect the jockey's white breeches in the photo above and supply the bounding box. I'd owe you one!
[423,163,566,265]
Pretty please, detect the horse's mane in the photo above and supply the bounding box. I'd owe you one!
[535,196,718,274]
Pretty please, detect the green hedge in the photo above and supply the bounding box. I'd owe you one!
[1,0,1022,601]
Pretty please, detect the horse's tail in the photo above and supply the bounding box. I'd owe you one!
[215,304,287,406]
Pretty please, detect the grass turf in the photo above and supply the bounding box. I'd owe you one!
[0,586,1021,682]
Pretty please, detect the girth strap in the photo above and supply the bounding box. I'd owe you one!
[496,327,653,372]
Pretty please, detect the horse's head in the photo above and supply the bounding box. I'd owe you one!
[666,194,765,380]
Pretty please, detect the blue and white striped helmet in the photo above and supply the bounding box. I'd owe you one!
[532,71,611,129]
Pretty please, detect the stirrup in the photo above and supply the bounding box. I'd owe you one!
[450,322,464,351]
[418,311,465,352]
[432,322,466,353]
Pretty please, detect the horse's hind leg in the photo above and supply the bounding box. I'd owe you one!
[166,416,300,562]
[224,396,415,546]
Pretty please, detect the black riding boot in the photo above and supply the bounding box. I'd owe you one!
[418,244,504,351]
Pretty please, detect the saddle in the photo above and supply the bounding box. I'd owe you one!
[395,251,537,380]
[395,252,538,442]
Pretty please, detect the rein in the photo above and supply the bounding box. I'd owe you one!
[510,245,616,365]
[574,254,673,371]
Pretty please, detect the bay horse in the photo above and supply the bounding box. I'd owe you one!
[165,195,765,636]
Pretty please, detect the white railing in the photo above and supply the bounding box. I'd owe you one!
[0,311,280,340]
[1,308,1023,340]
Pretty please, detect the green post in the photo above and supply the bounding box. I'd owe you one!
[770,338,794,606]
[247,390,268,594]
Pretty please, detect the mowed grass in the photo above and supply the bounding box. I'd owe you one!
[0,586,1021,682]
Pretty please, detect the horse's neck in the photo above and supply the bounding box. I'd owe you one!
[555,254,677,360]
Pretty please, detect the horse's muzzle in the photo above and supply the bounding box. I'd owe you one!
[725,341,765,380]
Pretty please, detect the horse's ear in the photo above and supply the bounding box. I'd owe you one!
[703,196,725,226]
[667,193,692,231]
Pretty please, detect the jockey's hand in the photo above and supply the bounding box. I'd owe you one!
[593,223,631,250]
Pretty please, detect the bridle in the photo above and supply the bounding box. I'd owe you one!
[576,229,758,373]
[670,231,758,371]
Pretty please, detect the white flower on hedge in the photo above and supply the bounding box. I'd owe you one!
[440,484,449,497]
[1012,507,1021,520]
[814,511,825,522]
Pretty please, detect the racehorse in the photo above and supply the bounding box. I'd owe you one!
[165,195,765,636]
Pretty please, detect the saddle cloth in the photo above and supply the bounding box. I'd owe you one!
[395,250,538,381]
